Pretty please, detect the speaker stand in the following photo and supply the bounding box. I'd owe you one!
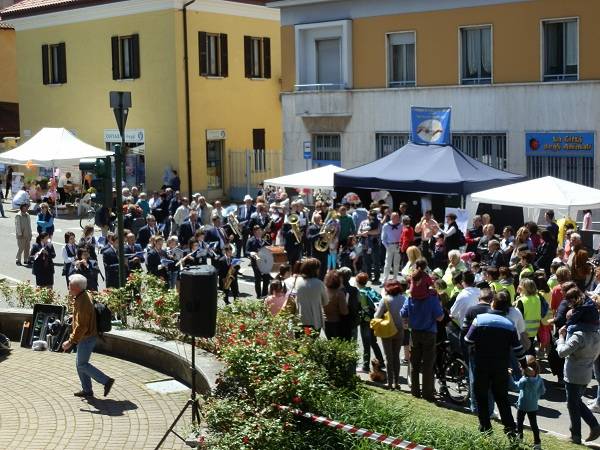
[155,336,202,449]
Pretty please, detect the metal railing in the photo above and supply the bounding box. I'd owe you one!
[294,83,347,92]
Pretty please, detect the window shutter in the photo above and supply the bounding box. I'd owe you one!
[244,36,252,78]
[58,42,67,83]
[111,36,120,80]
[198,32,207,76]
[41,44,49,85]
[263,37,271,79]
[131,33,140,79]
[219,33,228,77]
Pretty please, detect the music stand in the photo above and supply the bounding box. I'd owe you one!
[154,335,201,449]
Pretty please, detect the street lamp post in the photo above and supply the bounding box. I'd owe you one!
[109,91,132,288]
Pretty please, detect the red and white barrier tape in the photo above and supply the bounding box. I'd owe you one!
[276,405,434,450]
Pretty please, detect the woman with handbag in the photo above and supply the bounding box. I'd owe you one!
[373,279,407,390]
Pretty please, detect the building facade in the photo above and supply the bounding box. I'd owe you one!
[1,0,282,198]
[0,0,19,149]
[271,0,600,188]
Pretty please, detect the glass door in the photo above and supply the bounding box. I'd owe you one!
[206,139,223,189]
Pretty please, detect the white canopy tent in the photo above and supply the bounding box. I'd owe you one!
[0,127,113,165]
[467,176,600,221]
[264,164,345,190]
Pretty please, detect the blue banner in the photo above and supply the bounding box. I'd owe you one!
[525,132,594,158]
[410,107,452,145]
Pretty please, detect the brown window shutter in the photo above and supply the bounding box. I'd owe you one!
[198,32,207,76]
[244,36,252,78]
[131,34,140,78]
[58,42,67,83]
[111,36,120,80]
[263,37,271,79]
[219,33,228,77]
[41,44,49,85]
[253,128,265,150]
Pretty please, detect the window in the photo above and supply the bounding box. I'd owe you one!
[41,43,67,85]
[387,33,415,87]
[460,26,492,85]
[316,38,342,87]
[253,128,266,172]
[452,133,507,169]
[111,34,140,80]
[199,32,228,77]
[376,133,409,158]
[312,134,341,166]
[528,155,593,187]
[244,36,271,79]
[543,19,578,81]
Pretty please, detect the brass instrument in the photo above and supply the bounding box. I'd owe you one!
[288,213,303,244]
[314,210,338,252]
[223,264,237,290]
[263,217,274,243]
[228,212,242,239]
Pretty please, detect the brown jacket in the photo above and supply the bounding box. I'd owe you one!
[69,290,97,343]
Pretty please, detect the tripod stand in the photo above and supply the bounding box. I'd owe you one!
[155,336,202,449]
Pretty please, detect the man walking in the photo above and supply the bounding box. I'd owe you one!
[62,274,114,398]
[15,203,32,266]
[465,292,527,434]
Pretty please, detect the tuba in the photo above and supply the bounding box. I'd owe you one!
[228,212,242,239]
[288,213,303,244]
[314,210,338,253]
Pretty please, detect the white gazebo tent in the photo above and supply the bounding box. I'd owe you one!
[264,164,345,190]
[467,176,600,221]
[0,127,113,165]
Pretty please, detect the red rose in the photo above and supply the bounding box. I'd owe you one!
[242,436,250,444]
[292,379,299,385]
[303,327,312,336]
[292,396,302,404]
[282,364,291,372]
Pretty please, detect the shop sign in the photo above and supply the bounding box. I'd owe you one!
[206,129,226,141]
[104,128,145,143]
[525,132,594,158]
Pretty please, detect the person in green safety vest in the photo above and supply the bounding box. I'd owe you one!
[516,278,542,356]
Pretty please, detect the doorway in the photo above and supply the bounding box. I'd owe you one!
[206,139,223,189]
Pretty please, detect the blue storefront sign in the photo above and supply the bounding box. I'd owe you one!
[525,132,594,158]
[410,106,452,145]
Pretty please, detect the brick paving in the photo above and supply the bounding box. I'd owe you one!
[0,346,192,450]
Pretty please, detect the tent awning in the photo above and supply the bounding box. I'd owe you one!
[0,127,113,166]
[467,176,600,219]
[334,142,525,195]
[264,164,345,190]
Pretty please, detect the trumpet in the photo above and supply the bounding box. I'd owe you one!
[314,210,338,253]
[288,213,303,244]
[228,212,242,239]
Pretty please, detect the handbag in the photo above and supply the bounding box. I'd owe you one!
[370,299,398,338]
[280,275,298,315]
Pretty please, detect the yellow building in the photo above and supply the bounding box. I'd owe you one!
[1,0,282,199]
[0,8,19,149]
[271,0,600,188]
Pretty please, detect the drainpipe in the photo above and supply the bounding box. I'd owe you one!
[183,0,196,197]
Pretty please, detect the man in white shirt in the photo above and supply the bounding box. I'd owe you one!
[381,212,402,280]
[173,197,190,234]
[57,172,71,205]
[11,186,30,210]
[450,271,480,326]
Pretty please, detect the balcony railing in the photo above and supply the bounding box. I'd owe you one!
[295,83,347,92]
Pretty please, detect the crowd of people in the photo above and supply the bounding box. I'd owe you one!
[7,179,600,446]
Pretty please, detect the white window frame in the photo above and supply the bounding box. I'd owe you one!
[540,17,579,82]
[385,31,416,88]
[312,133,342,163]
[457,24,493,85]
[294,20,352,91]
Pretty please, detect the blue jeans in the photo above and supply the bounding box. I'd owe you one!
[76,336,110,393]
[566,382,599,440]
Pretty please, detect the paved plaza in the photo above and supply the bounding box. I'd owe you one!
[0,346,191,450]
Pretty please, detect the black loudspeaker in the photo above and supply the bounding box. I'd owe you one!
[179,265,218,338]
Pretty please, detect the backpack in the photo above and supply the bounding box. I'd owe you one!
[538,293,550,319]
[94,301,112,333]
[358,287,381,323]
